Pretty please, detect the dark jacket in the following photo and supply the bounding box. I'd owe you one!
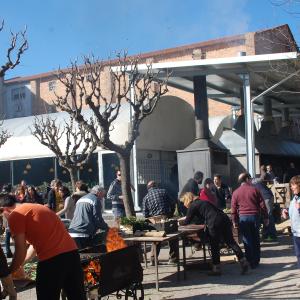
[107,179,124,211]
[179,178,199,198]
[183,199,224,230]
[214,183,231,209]
[47,189,57,211]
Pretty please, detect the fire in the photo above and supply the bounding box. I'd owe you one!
[83,260,101,286]
[105,227,127,252]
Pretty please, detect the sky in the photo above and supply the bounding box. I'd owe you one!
[1,0,300,79]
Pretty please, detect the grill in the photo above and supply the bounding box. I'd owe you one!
[80,245,144,300]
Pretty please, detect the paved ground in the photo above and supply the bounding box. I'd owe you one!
[7,223,300,300]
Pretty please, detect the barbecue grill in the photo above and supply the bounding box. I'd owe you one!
[80,245,144,300]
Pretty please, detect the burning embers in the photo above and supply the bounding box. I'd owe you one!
[82,227,127,287]
[83,259,101,287]
[106,227,127,252]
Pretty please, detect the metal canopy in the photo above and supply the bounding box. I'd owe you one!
[134,51,300,177]
[136,51,300,116]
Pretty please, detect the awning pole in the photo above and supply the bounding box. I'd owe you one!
[242,73,256,177]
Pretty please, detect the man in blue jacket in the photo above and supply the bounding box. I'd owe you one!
[69,185,109,249]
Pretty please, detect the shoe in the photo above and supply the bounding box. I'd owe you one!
[192,242,202,251]
[168,257,178,265]
[207,264,221,276]
[239,258,249,275]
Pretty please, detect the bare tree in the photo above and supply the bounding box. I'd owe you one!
[0,20,28,77]
[52,53,168,216]
[0,20,27,148]
[0,120,11,147]
[31,115,97,191]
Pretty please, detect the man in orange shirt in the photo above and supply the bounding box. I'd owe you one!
[0,194,86,300]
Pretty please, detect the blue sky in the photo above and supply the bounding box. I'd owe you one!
[1,0,300,78]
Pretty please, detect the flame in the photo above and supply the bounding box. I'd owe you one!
[83,259,101,286]
[105,227,127,252]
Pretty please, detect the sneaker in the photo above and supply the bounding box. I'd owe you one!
[192,242,202,251]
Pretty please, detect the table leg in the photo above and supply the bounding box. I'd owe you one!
[177,238,180,281]
[153,242,159,291]
[144,242,148,268]
[182,237,186,280]
[203,242,206,262]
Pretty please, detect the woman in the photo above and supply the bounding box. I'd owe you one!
[282,175,300,273]
[26,186,44,204]
[180,192,248,275]
[15,185,26,203]
[199,178,217,207]
[56,186,75,220]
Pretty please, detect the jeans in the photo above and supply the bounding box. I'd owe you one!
[239,215,261,268]
[262,199,277,239]
[293,235,300,268]
[208,214,244,265]
[5,228,11,255]
[36,250,86,300]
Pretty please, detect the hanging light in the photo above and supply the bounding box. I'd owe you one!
[49,167,54,173]
[62,170,67,174]
[26,163,31,170]
[23,170,28,174]
[88,168,93,173]
[80,166,84,170]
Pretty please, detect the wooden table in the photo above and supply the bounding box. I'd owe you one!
[124,232,184,290]
[178,224,206,277]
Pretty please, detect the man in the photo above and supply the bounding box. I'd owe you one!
[0,194,85,300]
[213,174,231,209]
[253,178,277,241]
[265,164,276,184]
[68,185,109,249]
[231,173,269,269]
[179,171,203,198]
[107,170,125,220]
[142,181,178,265]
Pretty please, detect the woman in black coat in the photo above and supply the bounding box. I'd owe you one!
[180,192,248,275]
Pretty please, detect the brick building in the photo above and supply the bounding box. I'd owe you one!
[0,24,298,201]
[0,24,296,120]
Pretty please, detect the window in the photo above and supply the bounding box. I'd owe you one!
[11,87,26,113]
[48,80,56,91]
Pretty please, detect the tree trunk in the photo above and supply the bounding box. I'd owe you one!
[117,153,136,217]
[67,167,78,192]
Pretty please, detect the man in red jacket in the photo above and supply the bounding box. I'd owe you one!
[231,173,269,269]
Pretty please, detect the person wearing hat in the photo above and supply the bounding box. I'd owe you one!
[68,185,109,249]
[231,173,269,269]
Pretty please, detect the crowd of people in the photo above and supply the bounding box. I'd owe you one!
[0,179,109,300]
[0,161,299,299]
